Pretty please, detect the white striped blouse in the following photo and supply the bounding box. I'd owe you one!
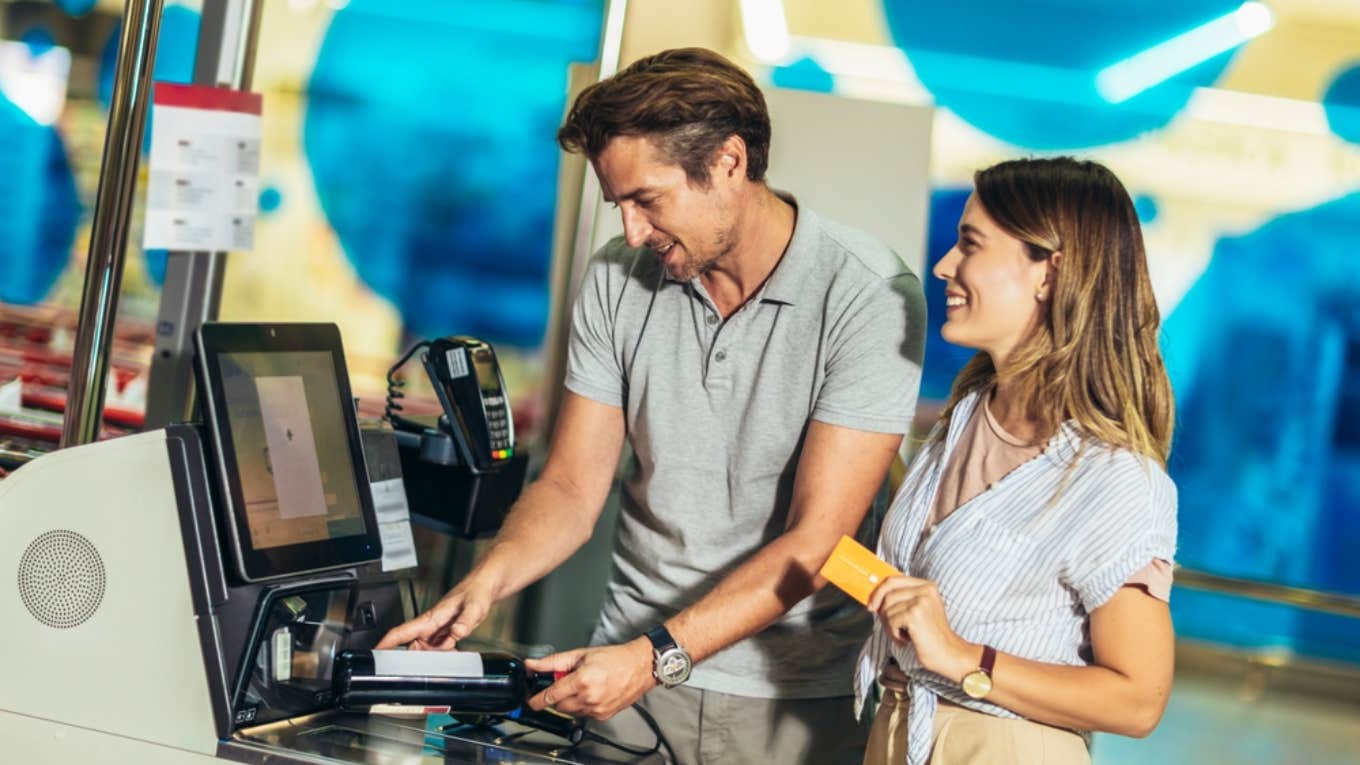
[853,389,1178,765]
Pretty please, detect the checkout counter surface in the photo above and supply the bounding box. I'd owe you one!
[230,710,656,764]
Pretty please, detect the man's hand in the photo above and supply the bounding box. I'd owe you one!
[375,575,498,650]
[524,638,657,720]
[868,575,979,683]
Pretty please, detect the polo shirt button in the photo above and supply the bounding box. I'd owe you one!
[706,314,718,326]
[715,350,727,362]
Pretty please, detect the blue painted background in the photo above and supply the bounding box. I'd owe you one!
[0,34,79,305]
[881,0,1247,149]
[303,0,602,347]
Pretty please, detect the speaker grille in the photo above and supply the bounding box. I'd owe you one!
[18,530,106,628]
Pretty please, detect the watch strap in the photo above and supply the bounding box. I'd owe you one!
[979,644,997,675]
[645,624,678,654]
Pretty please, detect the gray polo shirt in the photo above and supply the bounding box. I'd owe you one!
[565,201,926,698]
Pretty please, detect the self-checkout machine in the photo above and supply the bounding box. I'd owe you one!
[0,324,599,764]
[0,317,619,764]
[0,1,649,762]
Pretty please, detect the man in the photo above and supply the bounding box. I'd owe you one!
[379,47,926,763]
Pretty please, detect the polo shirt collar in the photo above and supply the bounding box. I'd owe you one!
[668,192,817,307]
[755,193,818,306]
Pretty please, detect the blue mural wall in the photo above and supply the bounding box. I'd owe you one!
[0,43,79,306]
[1161,62,1360,663]
[917,189,975,402]
[303,0,602,348]
[881,0,1247,149]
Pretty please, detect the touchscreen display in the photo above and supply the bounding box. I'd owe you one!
[471,346,501,396]
[218,350,367,550]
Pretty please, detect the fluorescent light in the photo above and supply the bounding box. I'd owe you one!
[768,33,1326,139]
[1097,2,1275,104]
[1234,2,1275,36]
[741,0,791,63]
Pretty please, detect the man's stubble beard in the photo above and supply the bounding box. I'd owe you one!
[687,221,739,280]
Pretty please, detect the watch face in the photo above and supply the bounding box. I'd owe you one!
[656,648,692,686]
[961,670,992,699]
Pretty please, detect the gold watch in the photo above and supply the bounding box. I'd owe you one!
[961,645,997,700]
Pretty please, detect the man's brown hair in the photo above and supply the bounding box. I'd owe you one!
[557,47,771,185]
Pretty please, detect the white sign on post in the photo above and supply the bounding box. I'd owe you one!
[144,83,262,252]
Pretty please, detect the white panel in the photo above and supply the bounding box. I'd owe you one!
[0,710,221,764]
[0,431,217,755]
[588,87,934,275]
[764,87,934,274]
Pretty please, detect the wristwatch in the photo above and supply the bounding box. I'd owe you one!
[644,625,692,688]
[961,644,997,700]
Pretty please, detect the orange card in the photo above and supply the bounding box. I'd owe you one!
[818,535,901,605]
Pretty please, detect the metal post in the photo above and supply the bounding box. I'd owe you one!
[61,0,165,447]
[539,0,629,442]
[143,0,264,429]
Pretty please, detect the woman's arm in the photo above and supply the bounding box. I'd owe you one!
[871,578,1174,737]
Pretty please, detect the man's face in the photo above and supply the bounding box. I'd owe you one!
[592,135,739,281]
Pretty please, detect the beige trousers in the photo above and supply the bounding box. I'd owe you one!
[864,689,1091,765]
[581,683,868,765]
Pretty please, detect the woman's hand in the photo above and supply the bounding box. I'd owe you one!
[868,575,981,683]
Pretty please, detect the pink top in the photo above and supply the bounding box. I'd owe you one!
[927,390,1173,602]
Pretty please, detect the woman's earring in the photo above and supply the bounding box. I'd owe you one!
[1036,291,1046,302]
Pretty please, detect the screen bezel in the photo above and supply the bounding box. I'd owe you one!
[195,322,381,583]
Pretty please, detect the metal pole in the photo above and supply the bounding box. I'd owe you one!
[540,0,629,442]
[1175,567,1360,621]
[61,0,165,447]
[143,0,264,429]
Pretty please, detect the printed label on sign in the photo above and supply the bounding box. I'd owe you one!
[445,347,469,379]
[144,83,262,252]
[371,477,418,572]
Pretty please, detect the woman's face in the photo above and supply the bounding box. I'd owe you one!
[932,193,1053,364]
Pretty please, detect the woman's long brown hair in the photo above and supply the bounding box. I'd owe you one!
[937,157,1175,465]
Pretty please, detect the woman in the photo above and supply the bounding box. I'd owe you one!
[857,157,1177,765]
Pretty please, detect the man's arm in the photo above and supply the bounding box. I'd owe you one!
[527,419,902,718]
[377,391,626,649]
[668,421,902,661]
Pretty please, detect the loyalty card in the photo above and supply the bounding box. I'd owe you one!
[819,535,901,605]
